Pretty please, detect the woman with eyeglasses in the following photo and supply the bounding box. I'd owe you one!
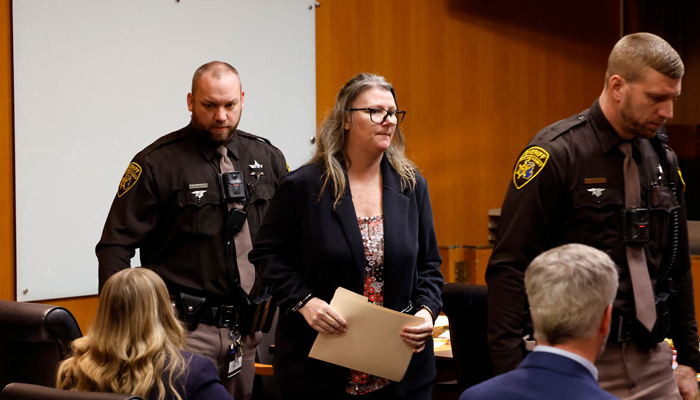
[56,268,232,400]
[250,73,443,400]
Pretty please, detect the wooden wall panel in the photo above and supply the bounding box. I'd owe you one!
[0,0,14,302]
[692,255,700,329]
[623,0,700,126]
[1,0,621,321]
[673,4,700,127]
[316,0,619,247]
[35,296,99,334]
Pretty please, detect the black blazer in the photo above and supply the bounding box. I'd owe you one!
[250,156,444,398]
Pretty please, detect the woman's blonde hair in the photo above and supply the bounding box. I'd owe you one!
[310,72,416,208]
[57,268,188,400]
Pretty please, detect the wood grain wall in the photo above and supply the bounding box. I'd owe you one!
[1,0,620,328]
[317,0,620,247]
[0,0,14,303]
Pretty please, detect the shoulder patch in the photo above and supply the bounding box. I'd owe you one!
[118,162,142,197]
[513,147,550,189]
[678,167,686,192]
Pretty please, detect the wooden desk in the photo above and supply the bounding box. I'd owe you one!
[434,343,453,361]
[432,342,459,400]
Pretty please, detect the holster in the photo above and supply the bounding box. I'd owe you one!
[652,291,672,339]
[237,286,276,335]
[631,279,674,350]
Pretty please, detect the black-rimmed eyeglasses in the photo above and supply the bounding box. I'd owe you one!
[348,108,406,125]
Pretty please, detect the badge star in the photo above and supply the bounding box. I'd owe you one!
[587,188,605,198]
[249,160,263,169]
[249,160,264,179]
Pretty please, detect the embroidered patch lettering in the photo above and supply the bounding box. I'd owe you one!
[118,162,142,198]
[513,147,550,189]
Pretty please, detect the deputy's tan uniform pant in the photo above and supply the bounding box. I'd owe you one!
[596,340,681,400]
[186,323,262,400]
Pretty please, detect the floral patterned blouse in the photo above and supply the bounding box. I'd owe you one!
[346,215,391,395]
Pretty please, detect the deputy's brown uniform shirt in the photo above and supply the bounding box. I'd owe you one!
[96,125,288,299]
[486,99,700,374]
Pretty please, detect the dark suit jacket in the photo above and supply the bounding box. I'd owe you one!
[459,351,618,400]
[149,351,232,400]
[250,156,444,398]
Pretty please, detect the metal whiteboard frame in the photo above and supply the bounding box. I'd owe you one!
[13,0,316,301]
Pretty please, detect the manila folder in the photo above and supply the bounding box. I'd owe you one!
[308,287,423,382]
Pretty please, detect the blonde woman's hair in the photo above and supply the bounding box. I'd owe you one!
[525,244,619,346]
[57,268,188,400]
[310,72,416,208]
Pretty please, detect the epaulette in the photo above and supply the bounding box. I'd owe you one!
[237,129,272,145]
[537,113,588,142]
[141,129,188,156]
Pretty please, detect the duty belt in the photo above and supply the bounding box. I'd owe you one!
[608,313,667,347]
[172,292,239,331]
[608,315,634,342]
[200,304,238,328]
[172,288,276,335]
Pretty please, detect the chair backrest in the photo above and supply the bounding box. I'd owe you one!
[254,308,282,400]
[0,300,82,389]
[441,283,493,392]
[687,220,700,255]
[1,383,142,400]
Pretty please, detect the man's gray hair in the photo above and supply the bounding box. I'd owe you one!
[525,243,619,345]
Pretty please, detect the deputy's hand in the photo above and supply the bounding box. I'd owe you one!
[298,297,347,334]
[400,309,434,353]
[674,365,698,400]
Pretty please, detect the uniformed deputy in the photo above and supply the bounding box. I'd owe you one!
[97,61,288,400]
[486,33,700,399]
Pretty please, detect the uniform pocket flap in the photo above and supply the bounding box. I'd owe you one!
[646,186,680,212]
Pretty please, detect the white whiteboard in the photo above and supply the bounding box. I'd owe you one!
[13,0,316,301]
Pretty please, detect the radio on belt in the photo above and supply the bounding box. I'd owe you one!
[219,171,246,203]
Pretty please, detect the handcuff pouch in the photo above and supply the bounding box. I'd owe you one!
[178,292,207,331]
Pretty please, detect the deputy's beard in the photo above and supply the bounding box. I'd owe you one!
[620,93,660,140]
[191,111,242,144]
